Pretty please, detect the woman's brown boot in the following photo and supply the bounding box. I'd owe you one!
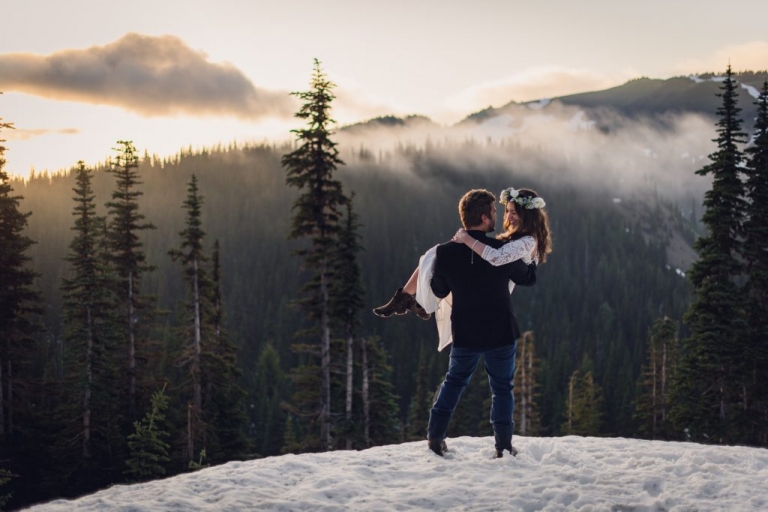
[408,296,432,320]
[372,288,413,317]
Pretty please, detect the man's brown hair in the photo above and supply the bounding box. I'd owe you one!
[458,189,495,229]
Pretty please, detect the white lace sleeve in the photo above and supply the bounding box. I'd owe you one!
[480,236,536,266]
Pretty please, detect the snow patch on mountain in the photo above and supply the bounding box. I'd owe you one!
[29,436,768,511]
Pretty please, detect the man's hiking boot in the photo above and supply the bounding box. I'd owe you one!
[494,445,518,458]
[493,426,517,458]
[373,288,432,320]
[428,438,448,456]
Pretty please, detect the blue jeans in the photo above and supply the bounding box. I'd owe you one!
[427,343,516,441]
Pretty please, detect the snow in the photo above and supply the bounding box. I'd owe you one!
[687,75,760,99]
[27,436,768,511]
[741,83,760,99]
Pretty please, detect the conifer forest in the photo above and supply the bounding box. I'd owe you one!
[0,64,767,509]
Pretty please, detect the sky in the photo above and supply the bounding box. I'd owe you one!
[1,0,768,176]
[29,435,768,510]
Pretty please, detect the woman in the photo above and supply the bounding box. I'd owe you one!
[372,187,552,323]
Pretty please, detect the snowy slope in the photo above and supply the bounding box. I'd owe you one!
[28,436,768,511]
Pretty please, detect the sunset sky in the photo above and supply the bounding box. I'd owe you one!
[1,0,767,177]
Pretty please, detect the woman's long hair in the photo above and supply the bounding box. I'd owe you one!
[497,188,553,264]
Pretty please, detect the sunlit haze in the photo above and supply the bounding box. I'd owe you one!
[1,0,767,176]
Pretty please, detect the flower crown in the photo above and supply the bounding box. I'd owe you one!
[499,187,546,209]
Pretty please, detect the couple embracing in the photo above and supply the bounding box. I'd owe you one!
[374,187,552,458]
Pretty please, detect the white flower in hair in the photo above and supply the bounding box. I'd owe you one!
[499,187,519,204]
[501,187,547,209]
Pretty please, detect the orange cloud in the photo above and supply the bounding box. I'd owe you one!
[5,127,80,141]
[675,41,768,74]
[445,67,631,114]
[0,33,296,120]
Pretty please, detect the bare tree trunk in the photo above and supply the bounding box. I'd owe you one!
[7,361,12,440]
[128,270,136,422]
[568,372,575,432]
[187,402,194,462]
[661,343,667,426]
[345,332,354,450]
[193,258,202,415]
[0,355,4,437]
[84,306,93,458]
[320,260,332,451]
[520,337,527,436]
[362,338,370,447]
[651,343,657,438]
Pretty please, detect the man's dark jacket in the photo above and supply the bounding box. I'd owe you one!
[430,230,536,349]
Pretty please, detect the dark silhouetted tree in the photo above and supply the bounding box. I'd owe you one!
[106,140,156,425]
[282,59,347,451]
[672,66,749,444]
[743,81,768,445]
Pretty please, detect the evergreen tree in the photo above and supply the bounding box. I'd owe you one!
[282,59,347,451]
[57,161,123,489]
[105,140,156,425]
[743,81,768,445]
[563,363,603,436]
[250,343,286,456]
[124,385,170,482]
[330,197,365,449]
[514,332,541,437]
[204,238,250,462]
[0,110,43,506]
[671,66,749,444]
[168,174,208,461]
[359,336,401,447]
[406,345,431,441]
[281,358,323,453]
[634,317,678,440]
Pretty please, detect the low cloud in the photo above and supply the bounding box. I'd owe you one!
[0,33,296,119]
[676,41,768,74]
[338,101,716,203]
[444,67,630,115]
[5,127,80,141]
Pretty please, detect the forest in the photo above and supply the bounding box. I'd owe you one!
[1,66,766,509]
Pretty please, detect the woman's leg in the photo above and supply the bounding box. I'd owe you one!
[403,267,419,295]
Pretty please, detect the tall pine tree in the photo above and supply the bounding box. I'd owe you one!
[743,81,768,445]
[0,109,43,506]
[671,66,749,444]
[204,238,250,462]
[330,197,365,449]
[282,59,347,451]
[106,140,156,425]
[57,161,123,490]
[168,174,208,462]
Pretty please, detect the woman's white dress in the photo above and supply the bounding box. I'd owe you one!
[416,236,537,351]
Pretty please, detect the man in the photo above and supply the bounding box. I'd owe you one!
[427,189,536,458]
